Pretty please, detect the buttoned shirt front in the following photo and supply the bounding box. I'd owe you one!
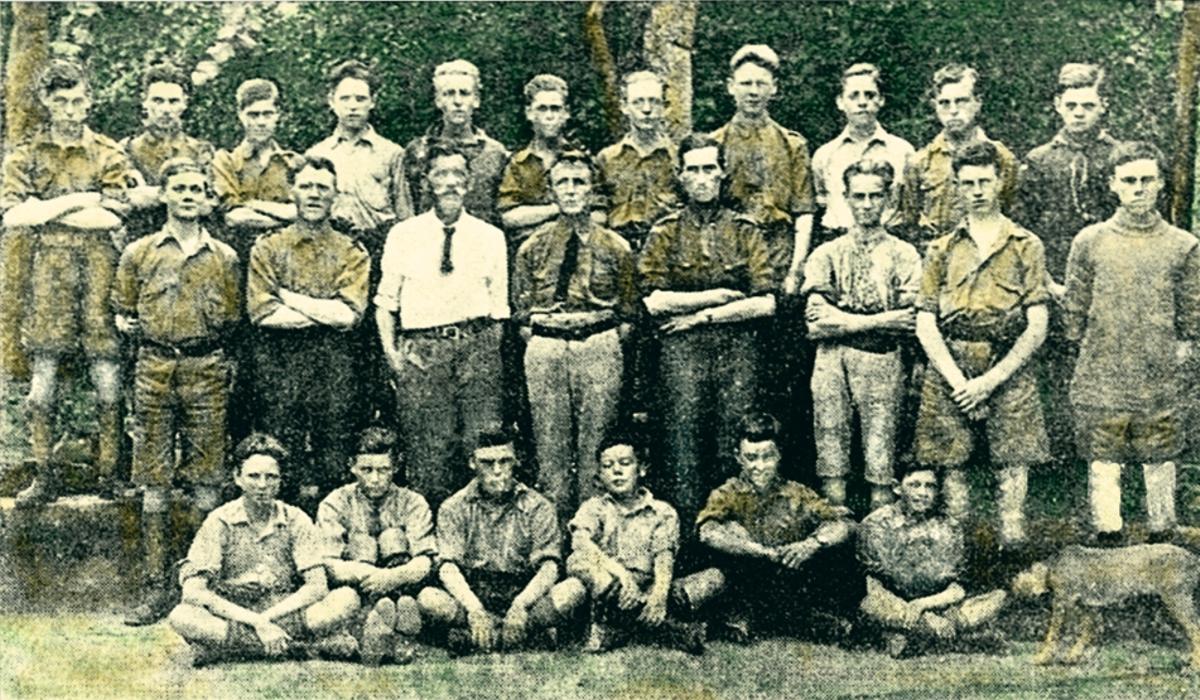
[811,124,914,230]
[595,134,678,232]
[436,480,561,575]
[858,503,963,600]
[374,209,509,330]
[638,205,774,295]
[246,223,370,325]
[803,231,922,314]
[900,128,1018,241]
[568,488,679,579]
[1,127,129,212]
[1016,129,1122,278]
[179,497,324,592]
[403,123,510,225]
[513,218,637,322]
[710,115,816,226]
[497,145,554,213]
[212,139,303,209]
[122,129,215,185]
[112,226,240,344]
[306,125,414,231]
[696,476,844,548]
[317,482,436,565]
[917,217,1048,341]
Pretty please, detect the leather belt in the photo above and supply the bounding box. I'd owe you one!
[531,320,618,341]
[403,317,494,341]
[141,337,223,357]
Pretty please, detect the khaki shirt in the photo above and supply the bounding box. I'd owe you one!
[710,115,816,226]
[403,124,509,225]
[858,503,963,600]
[306,125,414,232]
[595,135,678,233]
[122,130,215,185]
[899,128,1018,242]
[112,227,240,344]
[317,483,436,565]
[178,497,324,592]
[638,206,774,295]
[696,476,844,548]
[436,480,561,575]
[1,127,129,211]
[513,218,637,322]
[212,140,303,208]
[246,223,370,326]
[568,489,679,579]
[916,217,1048,341]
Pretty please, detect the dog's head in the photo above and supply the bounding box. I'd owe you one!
[1011,562,1050,598]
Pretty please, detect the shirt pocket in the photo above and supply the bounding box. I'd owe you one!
[587,250,620,302]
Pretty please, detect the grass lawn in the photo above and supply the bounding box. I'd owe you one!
[4,613,1200,699]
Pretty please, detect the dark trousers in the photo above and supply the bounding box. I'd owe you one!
[255,327,358,499]
[656,325,760,523]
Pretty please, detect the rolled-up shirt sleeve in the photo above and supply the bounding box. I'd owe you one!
[405,495,437,559]
[373,222,404,313]
[178,512,225,585]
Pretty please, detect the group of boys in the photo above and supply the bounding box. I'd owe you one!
[2,39,1194,663]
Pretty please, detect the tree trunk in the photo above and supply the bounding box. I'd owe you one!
[1172,0,1200,227]
[583,1,622,142]
[4,2,50,148]
[643,0,698,140]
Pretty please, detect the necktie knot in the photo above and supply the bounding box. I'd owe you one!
[440,225,456,274]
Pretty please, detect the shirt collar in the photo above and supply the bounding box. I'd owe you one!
[234,138,285,162]
[730,112,775,132]
[464,479,529,507]
[1050,127,1118,150]
[423,121,485,146]
[602,488,655,515]
[36,126,99,151]
[222,497,288,531]
[837,123,890,147]
[334,124,381,147]
[153,224,218,255]
[930,127,988,155]
[618,132,673,159]
[351,482,399,509]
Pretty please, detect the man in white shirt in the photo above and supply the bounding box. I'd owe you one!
[375,144,509,506]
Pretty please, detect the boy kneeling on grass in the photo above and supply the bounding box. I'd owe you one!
[564,433,725,654]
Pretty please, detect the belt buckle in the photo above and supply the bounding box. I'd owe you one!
[440,325,463,340]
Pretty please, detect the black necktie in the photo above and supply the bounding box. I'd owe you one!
[440,225,456,274]
[554,231,581,302]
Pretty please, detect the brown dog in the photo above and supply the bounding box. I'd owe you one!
[1012,543,1200,669]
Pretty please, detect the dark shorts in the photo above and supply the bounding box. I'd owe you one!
[915,339,1050,468]
[464,569,528,614]
[1074,407,1183,463]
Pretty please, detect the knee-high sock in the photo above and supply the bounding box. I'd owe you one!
[1142,461,1177,532]
[1088,460,1123,533]
[997,464,1029,544]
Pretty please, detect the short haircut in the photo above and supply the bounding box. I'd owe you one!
[549,148,595,180]
[326,58,375,94]
[39,59,89,95]
[620,70,665,100]
[894,461,938,485]
[236,78,279,111]
[290,155,338,184]
[141,63,190,96]
[234,432,289,470]
[356,426,397,458]
[1057,62,1106,97]
[433,59,480,89]
[930,63,979,99]
[474,422,517,452]
[676,132,725,171]
[424,142,469,179]
[842,158,895,192]
[730,44,779,75]
[951,140,1000,176]
[737,411,781,445]
[596,431,646,463]
[158,156,207,184]
[1108,140,1163,179]
[841,62,881,92]
[524,73,568,103]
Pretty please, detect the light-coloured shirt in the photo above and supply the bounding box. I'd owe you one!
[436,480,561,575]
[811,124,914,230]
[306,125,413,231]
[568,488,679,579]
[374,208,509,330]
[179,497,324,591]
[316,483,436,565]
[803,231,921,314]
[246,223,370,326]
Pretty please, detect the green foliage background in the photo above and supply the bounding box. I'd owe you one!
[60,1,1179,162]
